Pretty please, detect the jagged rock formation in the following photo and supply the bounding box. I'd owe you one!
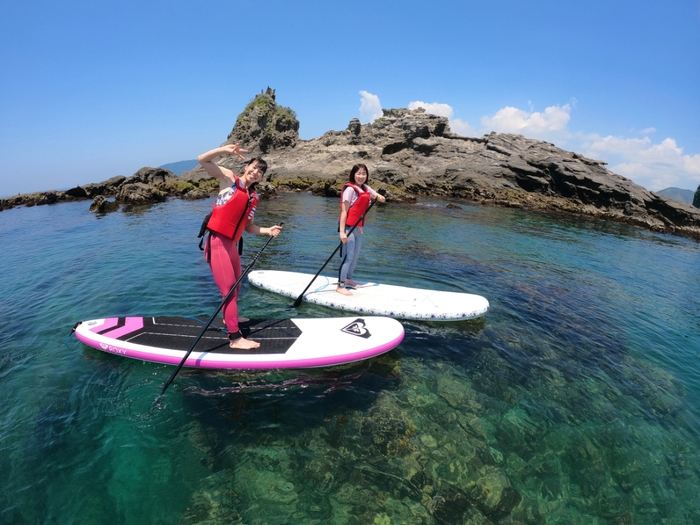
[88,195,119,213]
[694,185,700,208]
[4,89,700,242]
[0,167,217,213]
[183,101,700,239]
[227,87,300,155]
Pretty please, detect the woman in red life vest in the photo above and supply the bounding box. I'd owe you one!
[198,143,283,350]
[337,164,386,296]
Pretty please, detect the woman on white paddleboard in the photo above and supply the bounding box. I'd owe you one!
[337,164,385,296]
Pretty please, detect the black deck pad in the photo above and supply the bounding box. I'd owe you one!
[120,317,302,355]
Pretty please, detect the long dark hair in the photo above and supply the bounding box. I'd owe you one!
[349,164,369,185]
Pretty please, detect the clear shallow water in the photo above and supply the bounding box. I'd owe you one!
[1,192,699,524]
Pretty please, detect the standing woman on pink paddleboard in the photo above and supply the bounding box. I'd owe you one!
[198,143,283,350]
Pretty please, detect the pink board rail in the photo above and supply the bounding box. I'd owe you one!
[74,316,405,370]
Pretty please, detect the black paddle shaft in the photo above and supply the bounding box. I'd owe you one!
[155,222,283,401]
[292,199,377,307]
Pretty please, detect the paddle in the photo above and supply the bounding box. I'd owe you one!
[292,199,377,308]
[155,222,283,402]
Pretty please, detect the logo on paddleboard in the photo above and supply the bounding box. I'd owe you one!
[341,319,371,339]
[99,342,127,355]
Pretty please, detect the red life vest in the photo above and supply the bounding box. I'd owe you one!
[206,178,258,242]
[340,183,371,227]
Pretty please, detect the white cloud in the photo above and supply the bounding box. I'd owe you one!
[408,100,478,136]
[684,152,700,175]
[580,133,700,191]
[481,104,572,139]
[359,91,383,123]
[408,101,453,118]
[448,118,478,137]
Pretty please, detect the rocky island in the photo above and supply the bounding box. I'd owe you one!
[3,87,700,241]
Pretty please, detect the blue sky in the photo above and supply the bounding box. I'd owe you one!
[1,0,699,197]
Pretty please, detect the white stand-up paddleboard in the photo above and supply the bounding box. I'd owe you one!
[248,270,489,321]
[74,315,404,369]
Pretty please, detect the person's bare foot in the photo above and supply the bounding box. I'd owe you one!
[336,287,353,296]
[346,279,360,287]
[229,336,260,350]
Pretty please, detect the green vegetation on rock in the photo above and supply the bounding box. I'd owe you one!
[229,88,299,152]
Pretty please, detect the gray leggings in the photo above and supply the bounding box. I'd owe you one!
[338,227,363,286]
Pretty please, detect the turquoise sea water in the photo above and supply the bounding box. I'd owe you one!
[1,192,699,524]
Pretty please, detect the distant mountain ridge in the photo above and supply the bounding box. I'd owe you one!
[159,159,198,175]
[657,187,694,205]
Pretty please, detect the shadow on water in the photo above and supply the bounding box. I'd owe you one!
[165,354,403,467]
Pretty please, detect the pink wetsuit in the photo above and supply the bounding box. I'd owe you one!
[204,181,257,335]
[206,233,243,334]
